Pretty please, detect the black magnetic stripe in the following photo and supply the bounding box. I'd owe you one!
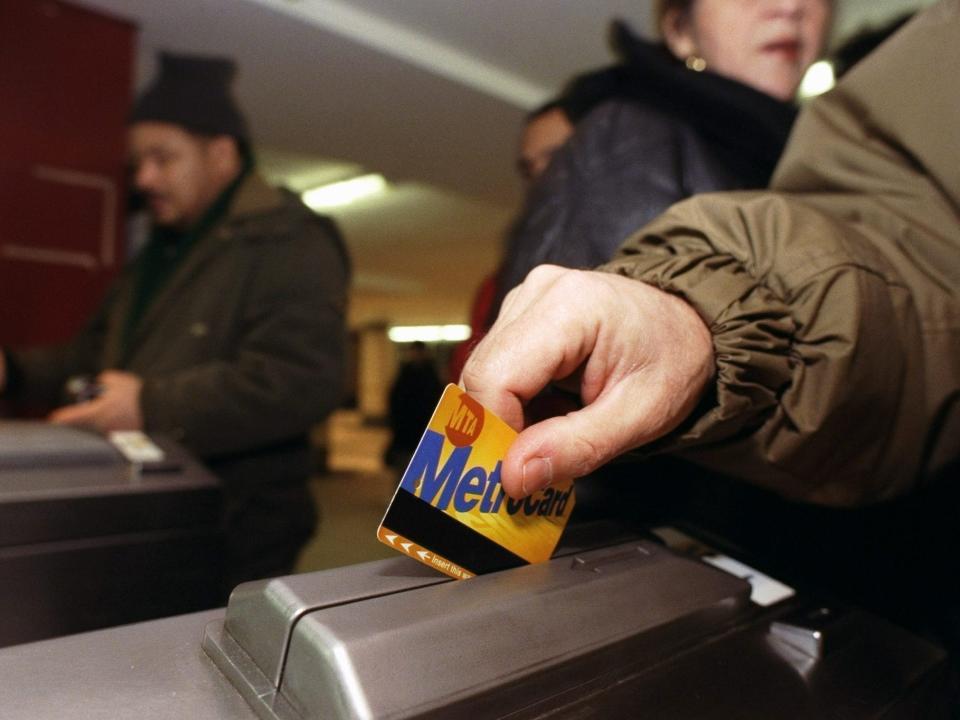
[382,489,527,575]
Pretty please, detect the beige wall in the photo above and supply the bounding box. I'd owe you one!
[355,321,396,420]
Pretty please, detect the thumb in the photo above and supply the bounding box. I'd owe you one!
[49,402,95,426]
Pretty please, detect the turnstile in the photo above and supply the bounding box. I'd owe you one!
[0,421,223,646]
[0,532,950,718]
[202,540,949,719]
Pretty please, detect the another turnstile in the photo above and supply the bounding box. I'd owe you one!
[0,421,223,647]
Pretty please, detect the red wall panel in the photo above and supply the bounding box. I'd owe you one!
[0,0,135,346]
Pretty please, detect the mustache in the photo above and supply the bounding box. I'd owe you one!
[141,192,169,206]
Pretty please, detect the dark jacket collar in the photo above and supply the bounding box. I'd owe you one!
[226,171,286,222]
[565,22,798,186]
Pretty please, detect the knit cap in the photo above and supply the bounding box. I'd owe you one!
[129,52,249,140]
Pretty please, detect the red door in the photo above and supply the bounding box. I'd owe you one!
[0,0,135,347]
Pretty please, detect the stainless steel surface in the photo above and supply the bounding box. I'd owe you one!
[0,421,118,470]
[0,431,218,547]
[770,605,848,660]
[279,541,750,719]
[222,556,449,688]
[0,553,948,719]
[501,605,950,720]
[0,609,256,720]
[0,426,223,646]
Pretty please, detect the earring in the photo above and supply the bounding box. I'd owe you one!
[685,55,707,72]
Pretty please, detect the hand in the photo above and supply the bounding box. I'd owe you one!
[49,370,144,433]
[461,266,715,499]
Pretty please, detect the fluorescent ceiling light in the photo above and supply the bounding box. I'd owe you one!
[798,60,835,100]
[250,0,546,109]
[388,325,471,343]
[301,173,387,210]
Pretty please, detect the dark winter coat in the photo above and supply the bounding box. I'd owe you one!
[495,25,797,309]
[7,172,350,584]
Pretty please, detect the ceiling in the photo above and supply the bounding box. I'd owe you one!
[73,0,930,327]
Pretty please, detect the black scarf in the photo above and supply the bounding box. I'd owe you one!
[561,21,798,187]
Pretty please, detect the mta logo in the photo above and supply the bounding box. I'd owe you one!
[445,393,484,447]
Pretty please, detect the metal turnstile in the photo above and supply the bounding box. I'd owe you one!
[201,539,950,719]
[0,421,223,647]
[0,535,950,718]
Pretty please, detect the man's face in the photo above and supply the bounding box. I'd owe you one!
[128,122,226,229]
[517,107,574,186]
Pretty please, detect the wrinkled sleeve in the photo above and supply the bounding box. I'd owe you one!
[602,192,926,506]
[139,220,349,459]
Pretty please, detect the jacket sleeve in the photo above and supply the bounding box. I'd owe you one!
[138,217,350,459]
[601,1,960,506]
[604,192,927,506]
[4,291,114,409]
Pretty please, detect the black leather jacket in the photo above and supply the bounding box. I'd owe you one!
[495,25,797,310]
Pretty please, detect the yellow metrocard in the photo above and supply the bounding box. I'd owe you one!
[378,384,575,579]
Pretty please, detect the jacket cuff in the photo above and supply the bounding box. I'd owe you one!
[601,249,795,448]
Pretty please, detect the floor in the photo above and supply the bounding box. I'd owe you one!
[294,410,402,572]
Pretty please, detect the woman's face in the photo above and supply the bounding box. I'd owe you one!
[663,0,831,101]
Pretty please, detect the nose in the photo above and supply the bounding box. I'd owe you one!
[764,0,806,20]
[133,160,156,192]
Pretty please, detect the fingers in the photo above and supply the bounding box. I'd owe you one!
[462,269,600,432]
[498,367,668,497]
[494,264,567,328]
[49,402,98,427]
[456,265,569,396]
[462,268,716,499]
[49,370,143,433]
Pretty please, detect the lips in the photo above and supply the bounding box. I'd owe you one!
[762,39,801,63]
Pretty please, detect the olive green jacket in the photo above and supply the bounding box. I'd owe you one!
[604,0,959,506]
[10,172,349,479]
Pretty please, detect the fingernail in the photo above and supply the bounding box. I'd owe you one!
[521,457,553,496]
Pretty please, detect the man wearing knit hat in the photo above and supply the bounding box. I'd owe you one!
[0,53,350,594]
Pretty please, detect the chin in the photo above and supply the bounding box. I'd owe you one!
[151,210,181,226]
[752,74,799,102]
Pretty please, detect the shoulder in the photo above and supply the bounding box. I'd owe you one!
[226,175,351,275]
[576,99,694,150]
[559,99,732,195]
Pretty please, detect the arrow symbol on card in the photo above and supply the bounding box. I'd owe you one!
[400,542,413,553]
[384,534,397,545]
[417,550,431,561]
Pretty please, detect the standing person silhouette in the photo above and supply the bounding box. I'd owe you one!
[385,342,443,472]
[0,52,350,593]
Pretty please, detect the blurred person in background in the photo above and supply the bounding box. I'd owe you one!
[494,0,832,307]
[385,341,443,472]
[516,101,575,187]
[0,52,350,594]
